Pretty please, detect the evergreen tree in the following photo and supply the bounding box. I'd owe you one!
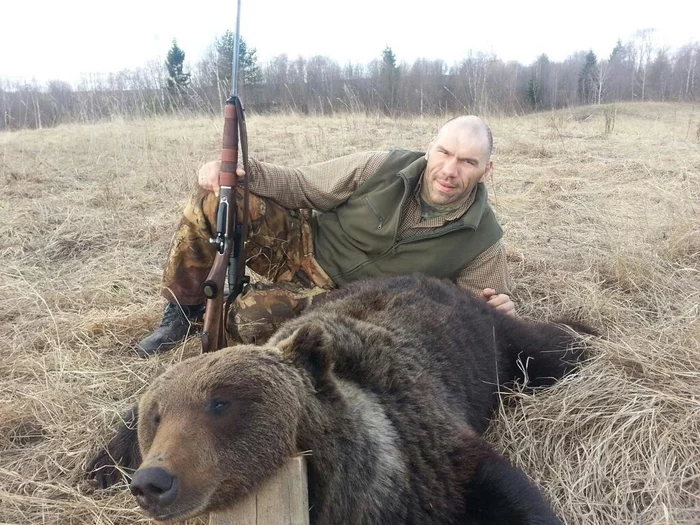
[215,31,262,89]
[382,46,397,70]
[527,54,550,109]
[380,46,399,113]
[609,39,625,62]
[578,50,599,105]
[165,39,190,97]
[648,49,672,100]
[526,73,540,108]
[607,39,635,101]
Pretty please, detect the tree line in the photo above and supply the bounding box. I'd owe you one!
[1,29,698,130]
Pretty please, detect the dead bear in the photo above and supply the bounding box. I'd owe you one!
[88,274,589,524]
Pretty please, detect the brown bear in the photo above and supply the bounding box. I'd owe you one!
[88,274,589,524]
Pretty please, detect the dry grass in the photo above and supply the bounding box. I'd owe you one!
[1,103,699,524]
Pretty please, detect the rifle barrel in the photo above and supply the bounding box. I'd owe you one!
[231,0,242,98]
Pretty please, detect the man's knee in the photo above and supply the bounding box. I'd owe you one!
[226,284,325,345]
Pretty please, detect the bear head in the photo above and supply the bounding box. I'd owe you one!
[130,323,332,523]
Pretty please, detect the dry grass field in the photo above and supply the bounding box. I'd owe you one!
[1,102,699,524]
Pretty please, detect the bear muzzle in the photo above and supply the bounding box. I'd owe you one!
[130,466,180,510]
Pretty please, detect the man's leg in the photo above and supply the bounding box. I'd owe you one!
[225,197,334,345]
[138,186,333,356]
[137,187,216,357]
[226,283,328,345]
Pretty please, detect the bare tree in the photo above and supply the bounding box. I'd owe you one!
[2,30,699,130]
[633,28,655,100]
[596,58,610,104]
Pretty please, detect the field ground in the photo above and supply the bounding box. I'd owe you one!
[1,102,699,524]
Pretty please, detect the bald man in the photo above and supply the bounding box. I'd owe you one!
[138,116,515,357]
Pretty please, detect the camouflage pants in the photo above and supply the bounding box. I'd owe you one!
[162,186,335,344]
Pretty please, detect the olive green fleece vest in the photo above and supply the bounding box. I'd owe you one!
[312,149,503,286]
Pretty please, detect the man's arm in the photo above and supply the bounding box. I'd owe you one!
[198,151,389,210]
[455,240,516,316]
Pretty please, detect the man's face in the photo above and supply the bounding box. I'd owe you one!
[422,127,492,207]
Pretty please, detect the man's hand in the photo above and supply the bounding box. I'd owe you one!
[481,288,517,316]
[197,160,246,196]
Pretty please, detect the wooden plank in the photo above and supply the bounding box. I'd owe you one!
[209,456,309,525]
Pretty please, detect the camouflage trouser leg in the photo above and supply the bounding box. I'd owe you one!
[227,282,328,345]
[161,186,335,344]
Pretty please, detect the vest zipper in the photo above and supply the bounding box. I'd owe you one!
[363,196,384,229]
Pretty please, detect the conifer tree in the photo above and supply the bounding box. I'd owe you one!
[165,39,191,98]
[579,50,599,105]
[527,54,550,109]
[215,31,262,88]
[380,46,399,113]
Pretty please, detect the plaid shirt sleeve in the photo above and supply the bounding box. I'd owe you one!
[454,239,512,297]
[247,151,389,211]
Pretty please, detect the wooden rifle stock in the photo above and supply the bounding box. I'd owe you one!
[201,98,248,353]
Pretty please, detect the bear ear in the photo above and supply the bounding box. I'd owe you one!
[278,323,333,391]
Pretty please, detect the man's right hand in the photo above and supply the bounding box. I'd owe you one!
[197,160,246,196]
[481,288,517,316]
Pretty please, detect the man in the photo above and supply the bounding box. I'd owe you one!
[138,115,515,357]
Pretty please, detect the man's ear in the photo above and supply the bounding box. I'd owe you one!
[425,138,436,160]
[479,160,493,183]
[278,324,333,391]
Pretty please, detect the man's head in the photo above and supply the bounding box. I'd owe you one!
[421,116,493,207]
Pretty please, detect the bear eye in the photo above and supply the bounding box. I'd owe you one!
[208,398,231,415]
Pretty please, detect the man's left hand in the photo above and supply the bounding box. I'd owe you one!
[481,288,517,316]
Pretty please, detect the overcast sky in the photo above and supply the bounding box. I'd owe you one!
[1,0,698,86]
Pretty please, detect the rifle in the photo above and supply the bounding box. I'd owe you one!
[201,0,250,353]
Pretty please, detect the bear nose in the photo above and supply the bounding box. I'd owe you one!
[130,466,179,507]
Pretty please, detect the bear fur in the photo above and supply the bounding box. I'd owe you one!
[88,275,589,524]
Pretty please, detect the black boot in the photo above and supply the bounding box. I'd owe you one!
[136,303,205,358]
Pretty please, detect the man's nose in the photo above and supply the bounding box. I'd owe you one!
[442,157,459,177]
